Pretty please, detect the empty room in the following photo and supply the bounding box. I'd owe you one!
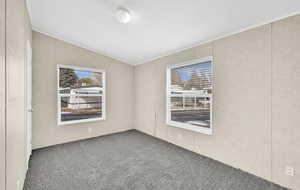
[1,0,300,189]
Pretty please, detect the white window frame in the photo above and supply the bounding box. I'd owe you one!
[57,65,106,126]
[166,56,213,135]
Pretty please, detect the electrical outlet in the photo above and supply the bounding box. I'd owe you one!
[285,166,294,176]
[88,128,92,134]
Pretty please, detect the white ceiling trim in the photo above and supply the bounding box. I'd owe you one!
[134,11,300,65]
[32,26,132,65]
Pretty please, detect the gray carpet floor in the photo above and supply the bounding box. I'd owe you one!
[24,130,288,190]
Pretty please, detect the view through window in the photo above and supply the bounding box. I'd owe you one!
[58,65,105,125]
[167,57,212,134]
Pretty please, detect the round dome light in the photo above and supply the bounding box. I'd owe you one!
[115,7,131,24]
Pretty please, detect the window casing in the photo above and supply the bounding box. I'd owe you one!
[57,65,106,126]
[166,57,213,135]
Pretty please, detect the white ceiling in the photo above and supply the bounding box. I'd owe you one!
[30,0,300,65]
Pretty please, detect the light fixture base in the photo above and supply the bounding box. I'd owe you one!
[115,7,131,24]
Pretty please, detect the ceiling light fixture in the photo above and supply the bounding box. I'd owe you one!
[115,7,131,24]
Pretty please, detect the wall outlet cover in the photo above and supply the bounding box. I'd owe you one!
[285,166,294,176]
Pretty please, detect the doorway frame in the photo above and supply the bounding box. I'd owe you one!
[25,40,32,169]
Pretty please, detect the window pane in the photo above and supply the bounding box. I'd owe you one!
[170,97,183,110]
[59,67,103,94]
[171,62,212,92]
[171,96,210,128]
[61,96,102,122]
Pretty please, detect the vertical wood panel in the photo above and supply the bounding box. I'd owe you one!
[272,15,300,190]
[210,25,272,179]
[5,0,27,189]
[0,0,6,189]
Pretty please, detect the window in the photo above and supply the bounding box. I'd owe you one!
[166,57,213,135]
[57,65,105,125]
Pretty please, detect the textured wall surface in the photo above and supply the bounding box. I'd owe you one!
[32,32,134,149]
[271,15,300,189]
[0,0,5,188]
[134,15,300,190]
[5,0,32,189]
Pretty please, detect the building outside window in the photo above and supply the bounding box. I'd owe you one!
[57,65,105,125]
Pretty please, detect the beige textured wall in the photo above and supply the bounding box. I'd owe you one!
[134,15,300,189]
[0,0,5,189]
[5,0,32,189]
[272,15,300,189]
[32,31,134,149]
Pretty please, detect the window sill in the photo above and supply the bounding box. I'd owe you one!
[166,120,212,135]
[58,117,105,126]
